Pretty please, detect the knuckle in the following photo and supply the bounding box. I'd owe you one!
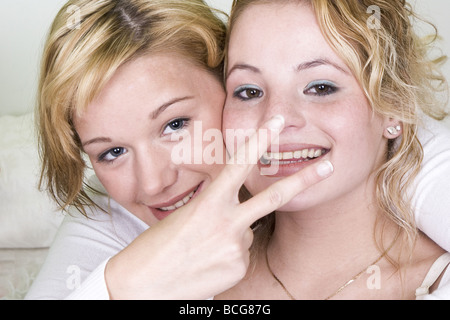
[299,171,315,188]
[236,262,248,280]
[267,187,284,207]
[231,251,250,280]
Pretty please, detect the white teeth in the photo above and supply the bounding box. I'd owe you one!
[314,149,322,158]
[159,190,195,212]
[261,148,325,164]
[302,149,309,159]
[283,152,293,159]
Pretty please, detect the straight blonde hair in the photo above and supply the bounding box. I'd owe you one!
[37,0,227,216]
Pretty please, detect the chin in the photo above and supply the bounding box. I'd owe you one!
[276,198,313,213]
[256,184,323,214]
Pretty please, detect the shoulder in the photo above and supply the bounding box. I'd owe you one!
[59,188,148,250]
[417,115,450,150]
[410,233,449,299]
[416,252,450,300]
[25,189,148,299]
[412,117,450,252]
[79,175,149,245]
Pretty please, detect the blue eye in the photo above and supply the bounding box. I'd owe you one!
[98,147,127,163]
[162,118,190,135]
[304,80,338,96]
[233,85,263,101]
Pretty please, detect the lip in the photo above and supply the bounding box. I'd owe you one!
[266,144,327,153]
[149,182,204,221]
[259,144,330,177]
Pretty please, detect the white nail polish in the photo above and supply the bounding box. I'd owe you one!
[267,115,285,130]
[316,161,334,177]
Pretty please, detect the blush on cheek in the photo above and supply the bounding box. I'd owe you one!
[93,171,132,203]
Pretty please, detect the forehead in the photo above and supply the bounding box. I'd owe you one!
[79,54,211,116]
[74,53,223,135]
[227,2,337,70]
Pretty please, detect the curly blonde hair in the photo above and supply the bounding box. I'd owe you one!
[37,0,227,216]
[229,0,448,261]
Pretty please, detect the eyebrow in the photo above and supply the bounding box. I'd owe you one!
[227,64,261,78]
[82,95,194,148]
[82,137,112,148]
[227,58,349,77]
[296,58,349,75]
[151,96,195,120]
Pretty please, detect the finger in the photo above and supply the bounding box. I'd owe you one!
[213,115,285,195]
[238,160,334,226]
[243,227,254,250]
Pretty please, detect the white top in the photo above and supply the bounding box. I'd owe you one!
[25,187,148,300]
[25,116,450,300]
[416,253,450,300]
[411,117,450,254]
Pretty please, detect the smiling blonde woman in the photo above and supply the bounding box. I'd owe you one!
[219,0,450,300]
[27,0,333,300]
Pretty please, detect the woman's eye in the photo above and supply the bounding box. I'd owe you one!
[162,118,189,135]
[233,85,263,101]
[98,147,127,163]
[304,81,338,96]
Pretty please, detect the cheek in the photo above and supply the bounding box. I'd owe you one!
[91,163,135,205]
[222,106,260,153]
[222,105,236,132]
[186,121,226,178]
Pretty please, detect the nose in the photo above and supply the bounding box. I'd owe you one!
[262,94,307,131]
[134,147,178,199]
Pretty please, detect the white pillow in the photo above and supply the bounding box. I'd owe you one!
[0,113,64,249]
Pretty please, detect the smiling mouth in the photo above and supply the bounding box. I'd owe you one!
[260,148,329,166]
[157,185,200,212]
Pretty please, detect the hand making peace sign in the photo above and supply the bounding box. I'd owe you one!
[105,115,334,299]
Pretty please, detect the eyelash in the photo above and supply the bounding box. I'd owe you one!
[304,81,339,96]
[162,117,190,135]
[96,118,190,164]
[233,85,264,101]
[97,147,127,164]
[232,81,339,101]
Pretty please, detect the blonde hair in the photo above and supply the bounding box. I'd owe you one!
[38,0,227,216]
[229,0,448,261]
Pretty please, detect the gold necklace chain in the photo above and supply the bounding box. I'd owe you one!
[265,237,398,300]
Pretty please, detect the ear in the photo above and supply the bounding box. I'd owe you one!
[383,119,403,139]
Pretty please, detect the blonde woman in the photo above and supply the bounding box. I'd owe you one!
[25,0,332,299]
[218,0,450,300]
[27,0,450,301]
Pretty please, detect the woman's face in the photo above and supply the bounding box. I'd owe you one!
[75,54,225,225]
[224,2,392,212]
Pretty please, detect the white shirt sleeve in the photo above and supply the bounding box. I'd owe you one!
[413,117,450,252]
[24,208,123,300]
[24,189,148,300]
[421,266,450,300]
[65,259,111,300]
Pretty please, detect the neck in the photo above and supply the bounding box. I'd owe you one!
[267,185,398,275]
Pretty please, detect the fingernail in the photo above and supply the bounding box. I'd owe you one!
[267,115,285,130]
[316,161,334,177]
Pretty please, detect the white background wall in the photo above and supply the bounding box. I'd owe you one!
[0,0,448,116]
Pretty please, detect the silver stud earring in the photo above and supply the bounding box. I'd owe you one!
[387,125,401,135]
